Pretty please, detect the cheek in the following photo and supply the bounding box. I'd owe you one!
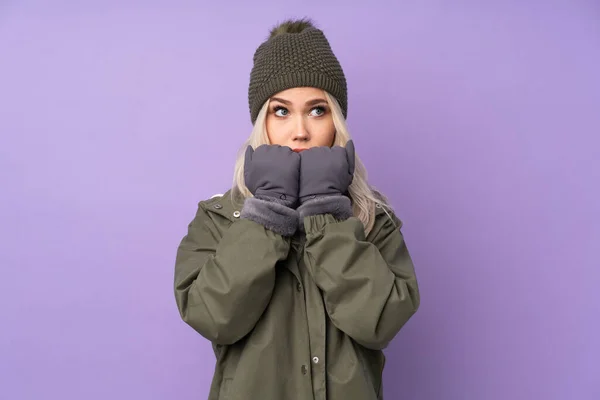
[312,120,336,146]
[265,117,286,145]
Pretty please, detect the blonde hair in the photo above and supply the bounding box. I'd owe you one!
[232,91,392,235]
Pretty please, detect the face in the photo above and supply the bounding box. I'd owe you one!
[265,87,336,151]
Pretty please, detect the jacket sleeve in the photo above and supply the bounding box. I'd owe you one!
[174,202,290,345]
[302,211,420,350]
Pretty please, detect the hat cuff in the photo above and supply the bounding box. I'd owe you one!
[250,71,347,124]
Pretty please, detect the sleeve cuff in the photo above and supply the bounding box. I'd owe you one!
[298,195,353,221]
[240,197,298,237]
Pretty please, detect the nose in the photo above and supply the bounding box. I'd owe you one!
[292,117,309,141]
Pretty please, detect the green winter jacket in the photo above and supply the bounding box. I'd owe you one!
[174,189,420,399]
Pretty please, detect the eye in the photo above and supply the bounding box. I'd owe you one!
[309,106,327,117]
[273,106,289,117]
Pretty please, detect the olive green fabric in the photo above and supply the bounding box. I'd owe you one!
[248,26,348,124]
[174,190,420,399]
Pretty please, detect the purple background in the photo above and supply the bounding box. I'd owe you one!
[1,1,599,399]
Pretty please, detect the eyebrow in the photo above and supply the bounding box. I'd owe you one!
[270,97,327,106]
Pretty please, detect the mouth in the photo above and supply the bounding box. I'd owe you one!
[292,148,308,153]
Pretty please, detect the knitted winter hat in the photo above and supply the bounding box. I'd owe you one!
[248,18,348,124]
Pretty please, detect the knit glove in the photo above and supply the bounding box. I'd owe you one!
[297,140,355,222]
[240,144,300,236]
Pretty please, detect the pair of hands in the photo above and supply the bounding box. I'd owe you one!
[244,141,355,208]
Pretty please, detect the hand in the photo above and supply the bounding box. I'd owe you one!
[244,144,301,207]
[298,140,355,204]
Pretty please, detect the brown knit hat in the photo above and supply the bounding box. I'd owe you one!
[248,18,348,124]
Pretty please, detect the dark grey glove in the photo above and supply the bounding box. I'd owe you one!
[241,144,300,236]
[297,141,355,222]
[244,144,300,207]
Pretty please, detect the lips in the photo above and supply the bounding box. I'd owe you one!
[292,148,308,153]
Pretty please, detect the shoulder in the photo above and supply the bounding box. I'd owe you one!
[196,188,245,224]
[364,199,406,246]
[370,189,403,232]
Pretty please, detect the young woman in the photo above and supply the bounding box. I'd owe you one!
[174,18,420,400]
